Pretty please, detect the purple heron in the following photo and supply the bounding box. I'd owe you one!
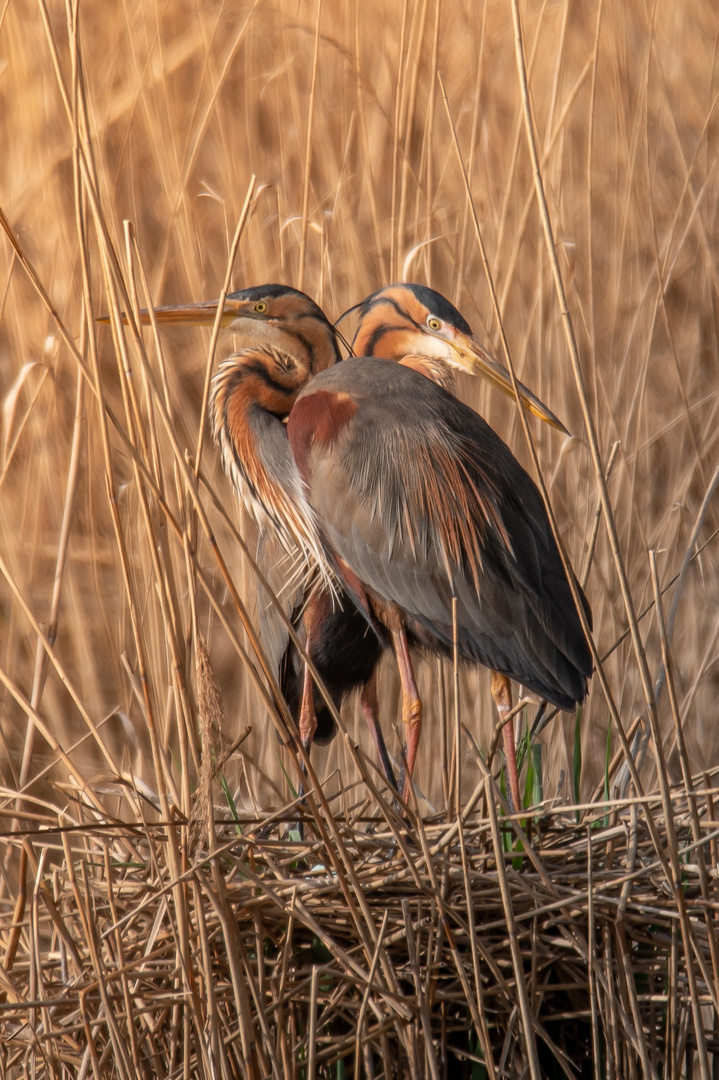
[133,285,393,783]
[340,283,592,808]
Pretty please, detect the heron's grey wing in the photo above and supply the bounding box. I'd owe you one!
[289,358,592,709]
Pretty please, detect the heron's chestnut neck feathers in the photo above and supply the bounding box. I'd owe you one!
[209,345,334,590]
[399,355,456,394]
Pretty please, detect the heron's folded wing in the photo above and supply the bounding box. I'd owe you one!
[291,359,592,708]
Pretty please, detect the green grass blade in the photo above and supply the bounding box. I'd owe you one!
[218,772,243,836]
[603,719,612,828]
[278,753,299,800]
[573,705,582,822]
[529,741,543,809]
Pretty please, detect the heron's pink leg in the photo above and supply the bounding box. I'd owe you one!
[296,590,332,754]
[298,641,318,753]
[391,626,422,799]
[491,671,521,813]
[360,669,397,791]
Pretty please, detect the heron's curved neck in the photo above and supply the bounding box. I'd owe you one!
[353,317,414,362]
[354,312,455,393]
[398,355,455,394]
[209,354,332,581]
[231,318,340,374]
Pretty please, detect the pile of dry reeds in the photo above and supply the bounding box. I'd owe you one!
[2,764,719,1078]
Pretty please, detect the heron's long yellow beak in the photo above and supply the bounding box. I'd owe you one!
[444,331,569,435]
[97,297,256,327]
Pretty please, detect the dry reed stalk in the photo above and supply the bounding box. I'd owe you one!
[509,1,660,764]
[194,177,257,477]
[298,0,322,294]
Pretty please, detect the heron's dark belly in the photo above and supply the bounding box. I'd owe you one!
[280,591,386,744]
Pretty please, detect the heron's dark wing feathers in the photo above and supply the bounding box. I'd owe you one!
[295,358,592,710]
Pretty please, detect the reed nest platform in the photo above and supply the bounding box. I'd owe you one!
[2,772,719,1080]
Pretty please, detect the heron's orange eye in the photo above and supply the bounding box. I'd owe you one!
[254,301,268,314]
[427,316,442,331]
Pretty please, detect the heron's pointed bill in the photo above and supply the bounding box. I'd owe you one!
[97,297,264,328]
[443,331,569,435]
[146,297,252,327]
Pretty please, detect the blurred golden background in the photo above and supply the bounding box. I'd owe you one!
[1,0,718,818]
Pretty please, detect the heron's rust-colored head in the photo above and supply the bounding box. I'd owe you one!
[349,282,568,433]
[104,284,342,377]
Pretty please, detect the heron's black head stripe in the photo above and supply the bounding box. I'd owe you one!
[362,283,473,335]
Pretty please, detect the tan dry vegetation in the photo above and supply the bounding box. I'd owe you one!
[2,0,719,1074]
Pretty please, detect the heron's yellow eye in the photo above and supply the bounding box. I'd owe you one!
[427,316,442,331]
[254,301,268,314]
